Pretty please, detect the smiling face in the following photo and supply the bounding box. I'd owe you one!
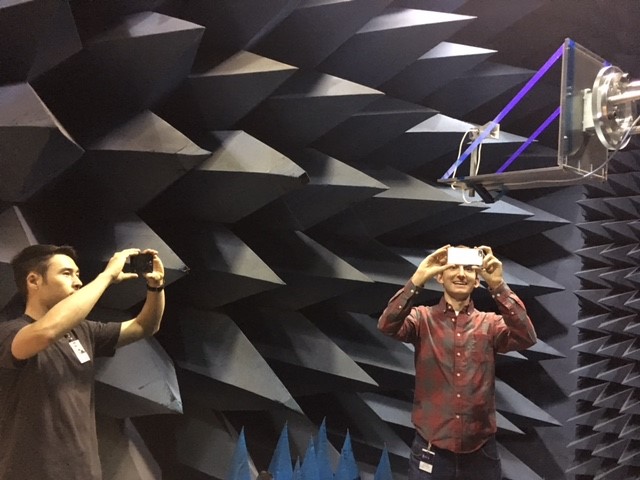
[28,254,83,311]
[436,264,480,302]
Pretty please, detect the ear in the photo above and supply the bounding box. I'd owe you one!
[26,272,41,290]
[473,276,480,289]
[436,273,444,285]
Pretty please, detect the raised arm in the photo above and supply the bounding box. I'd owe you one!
[378,245,451,340]
[477,245,537,351]
[12,248,140,360]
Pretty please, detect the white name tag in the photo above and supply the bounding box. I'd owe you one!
[69,339,90,363]
[419,446,434,473]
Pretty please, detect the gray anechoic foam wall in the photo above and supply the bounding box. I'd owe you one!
[0,1,610,478]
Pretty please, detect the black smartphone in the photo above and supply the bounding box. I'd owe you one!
[128,253,154,275]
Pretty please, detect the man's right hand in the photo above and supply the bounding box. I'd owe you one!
[103,248,142,283]
[411,245,452,287]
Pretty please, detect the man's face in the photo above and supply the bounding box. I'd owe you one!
[32,254,83,308]
[436,264,479,301]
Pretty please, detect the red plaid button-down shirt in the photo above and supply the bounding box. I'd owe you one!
[378,280,537,453]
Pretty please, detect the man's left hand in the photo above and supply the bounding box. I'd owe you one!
[142,249,165,288]
[477,245,504,289]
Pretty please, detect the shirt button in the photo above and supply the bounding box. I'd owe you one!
[457,394,461,398]
[456,373,461,377]
[457,333,461,337]
[456,352,461,356]
[456,415,460,419]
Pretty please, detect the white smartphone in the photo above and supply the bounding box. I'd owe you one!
[447,247,484,266]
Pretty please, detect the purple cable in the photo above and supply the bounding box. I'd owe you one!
[496,106,561,173]
[441,43,565,180]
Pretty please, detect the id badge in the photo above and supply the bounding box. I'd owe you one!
[419,447,435,473]
[69,339,90,363]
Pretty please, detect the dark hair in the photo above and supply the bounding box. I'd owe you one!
[11,245,78,299]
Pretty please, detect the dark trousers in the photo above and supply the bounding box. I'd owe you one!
[409,433,501,480]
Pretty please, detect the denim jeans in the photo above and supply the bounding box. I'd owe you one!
[408,433,502,480]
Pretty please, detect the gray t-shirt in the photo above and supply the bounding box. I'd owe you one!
[0,315,121,480]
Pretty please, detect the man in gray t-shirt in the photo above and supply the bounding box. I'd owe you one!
[0,245,166,480]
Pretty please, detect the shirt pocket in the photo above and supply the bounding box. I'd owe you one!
[470,332,493,363]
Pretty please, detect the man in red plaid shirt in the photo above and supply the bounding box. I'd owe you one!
[378,244,537,480]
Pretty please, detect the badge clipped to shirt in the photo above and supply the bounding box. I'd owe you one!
[419,446,435,473]
[66,334,90,363]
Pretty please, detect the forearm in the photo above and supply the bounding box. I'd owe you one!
[491,283,537,350]
[116,289,165,348]
[134,290,165,335]
[378,280,421,340]
[14,272,113,358]
[41,272,114,334]
[411,271,427,288]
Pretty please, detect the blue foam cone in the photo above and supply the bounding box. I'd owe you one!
[334,431,360,480]
[293,458,303,480]
[301,438,320,480]
[225,428,252,480]
[374,447,393,480]
[315,418,333,480]
[269,423,294,480]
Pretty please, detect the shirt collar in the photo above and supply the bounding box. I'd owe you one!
[436,296,475,315]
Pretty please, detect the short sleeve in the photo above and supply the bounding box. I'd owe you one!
[85,320,121,358]
[0,318,29,369]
